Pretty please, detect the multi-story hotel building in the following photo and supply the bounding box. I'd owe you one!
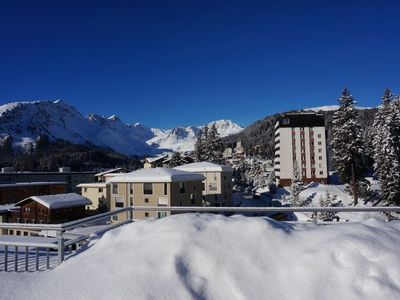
[274,113,328,186]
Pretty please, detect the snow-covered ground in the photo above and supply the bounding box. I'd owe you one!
[1,214,399,299]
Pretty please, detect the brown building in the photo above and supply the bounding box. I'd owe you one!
[0,182,66,205]
[9,193,91,225]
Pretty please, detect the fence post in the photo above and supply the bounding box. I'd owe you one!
[57,230,65,265]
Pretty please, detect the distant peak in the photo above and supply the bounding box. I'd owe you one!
[108,115,120,121]
[53,99,63,104]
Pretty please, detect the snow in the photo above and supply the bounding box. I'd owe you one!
[1,214,400,299]
[174,161,233,172]
[0,101,243,156]
[303,105,372,112]
[109,167,205,183]
[16,193,91,209]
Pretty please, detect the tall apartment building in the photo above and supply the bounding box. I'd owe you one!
[274,113,328,186]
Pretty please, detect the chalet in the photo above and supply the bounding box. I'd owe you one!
[143,155,168,168]
[0,182,67,205]
[9,193,91,225]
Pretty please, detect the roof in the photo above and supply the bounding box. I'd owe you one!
[0,204,19,213]
[16,193,92,209]
[145,155,168,164]
[277,113,325,128]
[174,162,233,172]
[77,182,107,188]
[109,168,205,183]
[95,168,130,177]
[0,182,67,188]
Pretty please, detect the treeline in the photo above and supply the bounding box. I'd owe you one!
[0,135,142,172]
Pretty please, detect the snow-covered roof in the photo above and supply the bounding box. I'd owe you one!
[0,204,18,213]
[95,168,129,177]
[174,162,233,172]
[145,155,167,164]
[0,182,66,188]
[109,168,205,183]
[16,193,92,209]
[77,182,107,188]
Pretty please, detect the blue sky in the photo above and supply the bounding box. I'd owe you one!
[1,0,399,128]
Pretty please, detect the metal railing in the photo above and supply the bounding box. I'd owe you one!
[1,205,399,272]
[0,207,133,272]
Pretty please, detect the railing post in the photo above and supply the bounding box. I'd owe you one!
[57,230,65,265]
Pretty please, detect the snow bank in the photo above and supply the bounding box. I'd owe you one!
[1,214,400,299]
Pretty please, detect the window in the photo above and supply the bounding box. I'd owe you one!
[115,197,124,208]
[202,182,205,191]
[190,194,196,205]
[84,188,88,192]
[130,197,133,206]
[158,212,167,219]
[318,149,322,153]
[318,141,322,145]
[281,118,290,125]
[144,183,153,195]
[320,171,324,175]
[209,182,218,191]
[180,182,186,193]
[164,183,168,195]
[319,163,323,168]
[130,183,134,194]
[112,183,118,194]
[145,212,149,218]
[319,156,323,160]
[318,134,321,138]
[112,215,118,221]
[98,188,103,193]
[145,198,149,203]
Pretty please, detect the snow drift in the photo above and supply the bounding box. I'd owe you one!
[1,214,400,299]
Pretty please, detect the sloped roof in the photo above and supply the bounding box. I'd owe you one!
[174,162,233,172]
[109,167,204,183]
[95,168,130,177]
[16,193,92,209]
[144,155,168,164]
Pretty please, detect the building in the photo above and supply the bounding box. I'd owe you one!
[108,168,204,220]
[274,113,328,186]
[0,169,96,193]
[95,168,131,182]
[0,182,66,205]
[77,182,108,211]
[143,155,168,168]
[162,155,195,168]
[9,193,91,225]
[174,162,234,207]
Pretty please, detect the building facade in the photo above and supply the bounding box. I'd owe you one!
[174,162,234,207]
[0,182,66,205]
[77,182,108,211]
[274,113,328,186]
[109,168,204,220]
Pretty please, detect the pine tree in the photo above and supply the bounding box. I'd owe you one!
[289,160,303,206]
[332,88,366,206]
[317,191,340,221]
[169,151,184,167]
[207,124,224,164]
[195,126,208,161]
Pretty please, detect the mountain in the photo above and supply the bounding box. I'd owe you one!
[0,100,243,156]
[147,120,244,152]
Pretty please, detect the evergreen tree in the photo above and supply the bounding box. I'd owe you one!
[169,151,184,167]
[332,88,366,205]
[195,126,208,161]
[317,191,340,221]
[0,135,14,157]
[97,196,108,213]
[289,160,303,206]
[207,124,224,164]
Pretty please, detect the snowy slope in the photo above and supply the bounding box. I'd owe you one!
[1,214,400,299]
[303,105,372,112]
[0,100,157,156]
[0,101,243,155]
[147,120,243,152]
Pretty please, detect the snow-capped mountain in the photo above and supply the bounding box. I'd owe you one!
[0,100,243,156]
[303,105,372,112]
[146,120,244,152]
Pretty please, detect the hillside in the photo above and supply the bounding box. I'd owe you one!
[1,214,399,299]
[224,107,377,169]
